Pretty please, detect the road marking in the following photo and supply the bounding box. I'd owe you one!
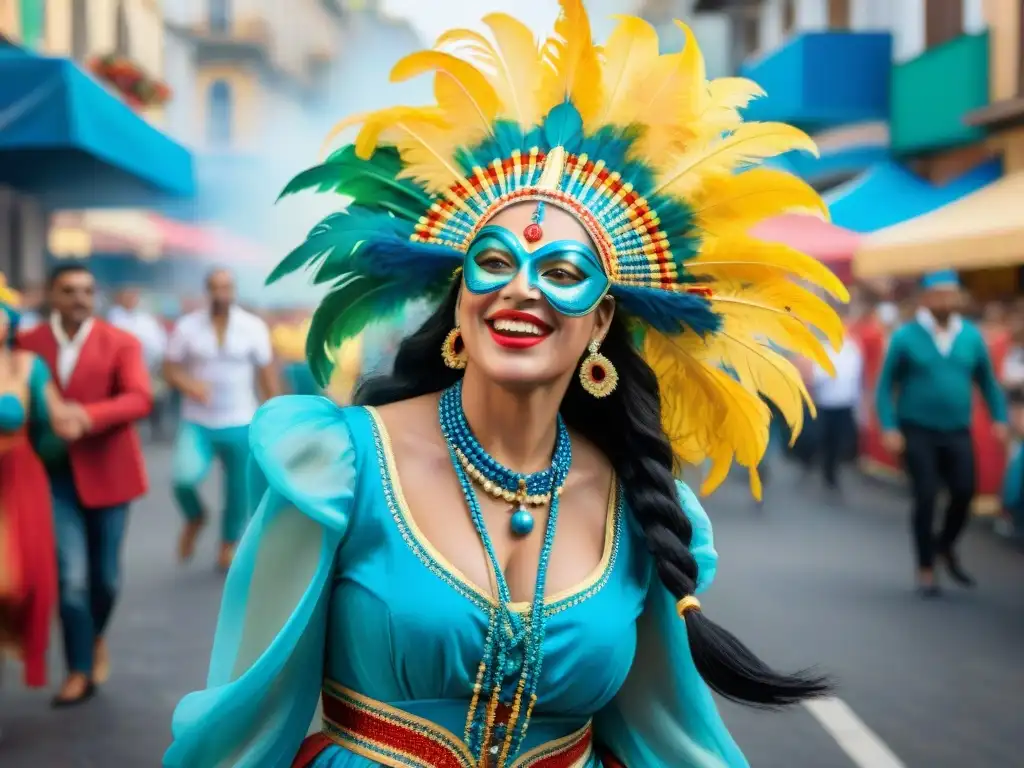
[803,697,907,768]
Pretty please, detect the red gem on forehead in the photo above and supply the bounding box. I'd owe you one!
[523,223,543,243]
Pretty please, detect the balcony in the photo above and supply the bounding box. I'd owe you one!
[181,17,273,65]
[740,32,892,131]
[890,33,989,156]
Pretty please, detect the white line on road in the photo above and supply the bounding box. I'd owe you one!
[803,697,907,768]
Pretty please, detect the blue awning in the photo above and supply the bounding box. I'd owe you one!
[824,158,1001,233]
[0,49,194,208]
[741,32,892,131]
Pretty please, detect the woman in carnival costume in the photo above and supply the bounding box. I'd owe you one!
[0,273,74,689]
[165,3,848,766]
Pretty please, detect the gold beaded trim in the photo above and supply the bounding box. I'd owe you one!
[453,447,562,507]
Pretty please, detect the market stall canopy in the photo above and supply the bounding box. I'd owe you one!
[854,172,1024,278]
[750,213,862,283]
[50,211,266,263]
[824,159,1000,233]
[0,48,194,208]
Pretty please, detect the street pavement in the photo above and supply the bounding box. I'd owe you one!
[1,443,1023,767]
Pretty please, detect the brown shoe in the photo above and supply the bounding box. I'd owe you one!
[93,637,110,685]
[51,673,96,708]
[216,542,237,573]
[178,519,206,563]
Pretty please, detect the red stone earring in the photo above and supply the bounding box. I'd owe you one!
[579,340,617,398]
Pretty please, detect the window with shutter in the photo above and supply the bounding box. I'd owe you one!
[782,0,796,35]
[926,0,964,49]
[829,0,850,29]
[1018,0,1024,94]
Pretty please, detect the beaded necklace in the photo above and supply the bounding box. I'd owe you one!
[439,382,570,536]
[438,382,572,766]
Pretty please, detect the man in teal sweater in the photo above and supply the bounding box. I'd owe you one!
[876,270,1008,597]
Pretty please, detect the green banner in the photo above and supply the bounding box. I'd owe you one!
[19,0,45,49]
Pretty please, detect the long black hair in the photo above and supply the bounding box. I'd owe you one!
[357,280,830,707]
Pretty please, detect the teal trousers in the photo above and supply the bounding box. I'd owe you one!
[172,421,265,544]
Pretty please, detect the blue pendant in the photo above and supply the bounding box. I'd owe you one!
[510,508,535,536]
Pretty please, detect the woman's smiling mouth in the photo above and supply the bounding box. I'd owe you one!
[486,309,553,349]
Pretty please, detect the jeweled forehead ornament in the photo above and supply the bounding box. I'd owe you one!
[523,201,546,244]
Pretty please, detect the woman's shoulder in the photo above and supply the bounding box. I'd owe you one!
[249,396,377,515]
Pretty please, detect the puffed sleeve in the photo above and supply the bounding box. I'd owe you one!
[595,480,749,768]
[164,395,357,768]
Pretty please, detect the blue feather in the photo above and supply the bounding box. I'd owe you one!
[345,236,462,281]
[543,102,584,150]
[612,285,721,336]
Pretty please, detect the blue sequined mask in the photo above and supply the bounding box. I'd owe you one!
[463,225,610,317]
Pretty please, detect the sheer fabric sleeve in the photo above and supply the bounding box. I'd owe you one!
[164,396,357,768]
[595,480,749,768]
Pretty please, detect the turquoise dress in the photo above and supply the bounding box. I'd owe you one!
[165,395,748,768]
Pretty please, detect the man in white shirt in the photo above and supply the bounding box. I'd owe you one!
[811,332,864,492]
[163,269,279,571]
[108,287,169,440]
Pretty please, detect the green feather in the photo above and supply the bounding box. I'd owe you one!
[266,209,411,285]
[277,146,432,222]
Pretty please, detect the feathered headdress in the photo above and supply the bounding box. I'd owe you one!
[0,272,19,307]
[269,1,847,499]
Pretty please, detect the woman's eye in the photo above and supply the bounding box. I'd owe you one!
[473,248,515,273]
[543,267,582,283]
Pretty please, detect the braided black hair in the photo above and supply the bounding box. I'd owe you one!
[357,281,830,706]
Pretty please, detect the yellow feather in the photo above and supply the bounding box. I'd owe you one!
[434,27,495,61]
[355,107,478,206]
[653,122,818,198]
[593,15,660,130]
[321,110,375,158]
[675,22,707,123]
[390,51,499,143]
[537,0,604,125]
[710,330,813,437]
[708,280,840,370]
[699,77,765,136]
[482,13,545,128]
[644,329,770,498]
[694,169,829,230]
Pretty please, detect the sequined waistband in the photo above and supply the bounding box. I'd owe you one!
[319,680,594,768]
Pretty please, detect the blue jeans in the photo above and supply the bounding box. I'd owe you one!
[172,421,264,544]
[51,471,128,675]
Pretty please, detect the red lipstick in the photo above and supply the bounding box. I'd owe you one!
[486,309,553,350]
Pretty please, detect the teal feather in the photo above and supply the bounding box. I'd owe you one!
[612,284,720,336]
[277,146,431,222]
[306,271,452,385]
[315,233,461,284]
[543,102,584,150]
[267,208,411,285]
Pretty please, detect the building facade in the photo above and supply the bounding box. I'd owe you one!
[1,0,191,288]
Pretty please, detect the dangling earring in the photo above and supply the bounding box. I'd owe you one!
[442,327,468,370]
[579,339,617,398]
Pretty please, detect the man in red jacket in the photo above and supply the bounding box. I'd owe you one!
[18,263,152,707]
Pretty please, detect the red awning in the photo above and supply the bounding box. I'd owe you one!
[146,214,265,264]
[50,211,268,263]
[749,214,861,282]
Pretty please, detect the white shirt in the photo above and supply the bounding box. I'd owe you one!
[812,338,864,409]
[108,305,167,369]
[166,306,273,428]
[916,308,963,357]
[50,313,94,388]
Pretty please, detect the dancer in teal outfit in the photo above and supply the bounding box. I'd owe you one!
[164,269,279,571]
[166,3,848,765]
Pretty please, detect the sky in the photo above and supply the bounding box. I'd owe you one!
[381,0,560,43]
[379,0,646,45]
